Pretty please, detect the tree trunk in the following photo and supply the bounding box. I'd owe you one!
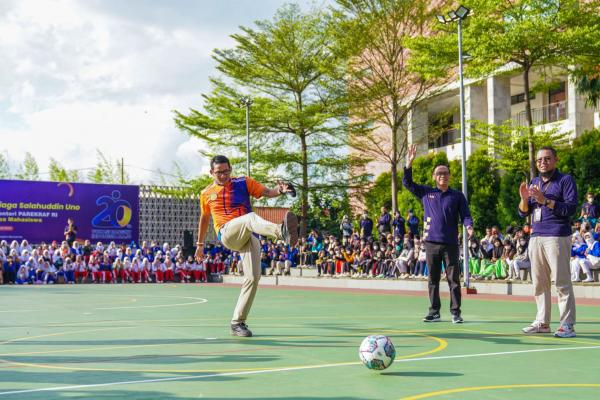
[523,67,536,181]
[390,123,399,213]
[391,162,398,214]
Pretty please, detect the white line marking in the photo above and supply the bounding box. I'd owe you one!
[94,296,207,310]
[1,345,599,396]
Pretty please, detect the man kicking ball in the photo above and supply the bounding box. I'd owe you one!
[195,155,298,337]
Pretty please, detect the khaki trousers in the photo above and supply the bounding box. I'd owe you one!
[528,236,575,325]
[219,212,282,324]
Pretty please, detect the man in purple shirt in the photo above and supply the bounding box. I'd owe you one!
[403,144,473,324]
[519,146,578,338]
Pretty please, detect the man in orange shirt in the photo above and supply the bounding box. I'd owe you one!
[196,155,298,337]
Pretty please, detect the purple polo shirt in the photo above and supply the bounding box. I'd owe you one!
[518,169,577,237]
[402,167,473,245]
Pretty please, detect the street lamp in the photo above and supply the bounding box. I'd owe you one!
[437,5,471,288]
[239,96,253,177]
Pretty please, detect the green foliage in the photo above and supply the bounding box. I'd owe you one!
[469,120,571,175]
[365,149,504,234]
[364,152,458,224]
[558,129,600,202]
[174,4,367,232]
[87,150,129,184]
[573,66,600,108]
[293,191,351,236]
[0,152,10,179]
[15,152,39,181]
[333,0,446,213]
[410,0,600,178]
[153,175,214,199]
[364,172,397,217]
[464,149,499,232]
[496,168,523,229]
[48,158,81,182]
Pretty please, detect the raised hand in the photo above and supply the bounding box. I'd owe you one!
[528,184,546,205]
[406,144,417,168]
[519,182,529,202]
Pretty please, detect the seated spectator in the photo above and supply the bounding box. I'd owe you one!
[585,232,600,272]
[63,258,75,284]
[16,263,30,285]
[501,239,516,281]
[571,233,593,282]
[468,236,481,276]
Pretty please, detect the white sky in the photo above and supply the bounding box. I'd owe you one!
[0,0,324,184]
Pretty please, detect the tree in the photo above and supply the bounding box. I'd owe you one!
[558,129,600,202]
[469,120,570,176]
[365,152,461,226]
[15,152,40,181]
[48,158,80,182]
[573,66,600,108]
[333,0,446,214]
[496,168,523,229]
[412,0,600,180]
[0,152,10,179]
[174,4,366,235]
[464,149,499,232]
[294,191,351,236]
[88,150,129,184]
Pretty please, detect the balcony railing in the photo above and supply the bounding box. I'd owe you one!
[512,101,568,127]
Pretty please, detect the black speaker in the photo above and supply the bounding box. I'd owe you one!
[183,230,194,248]
[183,230,196,258]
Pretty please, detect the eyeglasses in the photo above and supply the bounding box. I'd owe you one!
[434,171,449,176]
[212,169,231,176]
[535,156,553,164]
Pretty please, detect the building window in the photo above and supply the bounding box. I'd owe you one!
[428,114,457,149]
[511,92,536,105]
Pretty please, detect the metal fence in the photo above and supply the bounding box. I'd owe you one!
[138,185,287,247]
[512,101,568,127]
[138,185,213,246]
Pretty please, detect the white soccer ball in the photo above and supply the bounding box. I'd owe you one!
[359,335,396,370]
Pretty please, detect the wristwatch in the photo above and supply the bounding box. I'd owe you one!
[544,198,552,207]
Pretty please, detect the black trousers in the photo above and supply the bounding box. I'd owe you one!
[424,241,461,316]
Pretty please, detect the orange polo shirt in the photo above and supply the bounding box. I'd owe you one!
[200,176,265,232]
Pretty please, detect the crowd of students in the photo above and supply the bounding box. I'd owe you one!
[0,239,234,285]
[2,195,599,285]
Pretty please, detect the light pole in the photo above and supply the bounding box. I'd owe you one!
[239,97,253,177]
[437,5,471,288]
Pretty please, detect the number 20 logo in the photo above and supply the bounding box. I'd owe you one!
[91,190,133,228]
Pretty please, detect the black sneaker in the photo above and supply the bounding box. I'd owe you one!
[230,322,252,337]
[452,314,464,324]
[281,211,299,247]
[423,313,441,322]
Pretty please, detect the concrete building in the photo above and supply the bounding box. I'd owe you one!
[407,67,599,161]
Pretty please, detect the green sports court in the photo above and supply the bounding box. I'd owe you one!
[1,283,599,399]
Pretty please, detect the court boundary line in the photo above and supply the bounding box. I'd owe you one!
[1,344,599,396]
[400,383,600,400]
[0,331,447,373]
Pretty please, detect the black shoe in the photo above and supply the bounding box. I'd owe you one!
[423,313,441,322]
[452,314,464,324]
[230,322,253,337]
[281,211,299,247]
